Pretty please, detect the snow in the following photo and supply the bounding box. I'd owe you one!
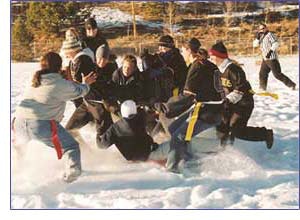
[11,55,299,209]
[90,7,180,34]
[207,4,299,19]
[91,7,163,29]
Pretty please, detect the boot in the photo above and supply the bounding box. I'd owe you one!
[62,149,82,183]
[265,129,274,149]
[63,168,81,183]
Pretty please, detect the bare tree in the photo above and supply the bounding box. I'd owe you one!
[264,1,273,24]
[224,1,234,27]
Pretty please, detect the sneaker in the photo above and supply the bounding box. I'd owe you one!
[258,87,267,92]
[63,168,81,183]
[265,129,274,149]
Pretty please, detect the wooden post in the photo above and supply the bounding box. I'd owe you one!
[168,1,174,36]
[290,37,293,55]
[131,1,137,39]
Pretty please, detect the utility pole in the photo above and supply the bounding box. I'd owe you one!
[131,1,137,39]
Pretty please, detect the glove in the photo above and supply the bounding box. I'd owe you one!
[255,32,262,40]
[266,50,273,59]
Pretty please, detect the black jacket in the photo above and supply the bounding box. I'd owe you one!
[141,52,174,102]
[221,63,252,95]
[94,61,118,100]
[100,111,154,161]
[70,54,95,82]
[70,52,96,106]
[185,59,224,103]
[221,62,254,108]
[111,68,144,103]
[159,48,188,90]
[82,31,108,55]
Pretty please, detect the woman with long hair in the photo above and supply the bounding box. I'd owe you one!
[13,52,97,183]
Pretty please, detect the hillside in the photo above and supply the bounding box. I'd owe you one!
[11,1,299,61]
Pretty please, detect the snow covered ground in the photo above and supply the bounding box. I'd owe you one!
[207,4,299,19]
[91,7,163,29]
[90,7,180,34]
[11,55,299,209]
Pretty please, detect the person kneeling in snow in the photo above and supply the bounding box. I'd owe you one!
[99,100,169,164]
[154,38,225,173]
[13,52,97,183]
[209,41,273,149]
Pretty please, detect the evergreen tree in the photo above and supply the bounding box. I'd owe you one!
[26,2,80,35]
[142,2,166,18]
[12,17,33,61]
[12,17,33,44]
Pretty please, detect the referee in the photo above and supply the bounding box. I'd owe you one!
[253,23,296,91]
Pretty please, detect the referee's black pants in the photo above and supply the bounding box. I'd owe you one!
[259,59,295,90]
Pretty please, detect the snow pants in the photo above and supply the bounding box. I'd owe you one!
[217,96,268,145]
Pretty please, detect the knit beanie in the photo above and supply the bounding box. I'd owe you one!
[62,38,82,53]
[209,41,228,59]
[96,44,110,60]
[85,17,98,30]
[121,100,137,118]
[158,35,175,48]
[188,38,201,53]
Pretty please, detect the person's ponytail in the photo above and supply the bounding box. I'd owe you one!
[31,70,42,88]
[32,69,52,88]
[31,52,62,88]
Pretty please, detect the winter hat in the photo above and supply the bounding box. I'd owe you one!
[121,100,137,118]
[158,35,175,48]
[209,41,228,59]
[85,17,98,30]
[62,38,82,53]
[188,38,201,53]
[96,44,110,60]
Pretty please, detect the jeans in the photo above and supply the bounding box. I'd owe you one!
[162,108,222,171]
[13,118,81,180]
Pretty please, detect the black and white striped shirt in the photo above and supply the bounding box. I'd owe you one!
[253,32,279,60]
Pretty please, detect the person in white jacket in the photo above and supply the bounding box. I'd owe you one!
[253,23,296,90]
[13,52,97,183]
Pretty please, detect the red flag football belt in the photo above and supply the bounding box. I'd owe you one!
[50,120,63,160]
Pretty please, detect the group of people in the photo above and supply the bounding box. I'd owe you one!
[13,18,296,182]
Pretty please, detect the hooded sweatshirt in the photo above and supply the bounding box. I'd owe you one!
[15,73,89,122]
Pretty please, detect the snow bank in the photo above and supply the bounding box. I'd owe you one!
[91,7,162,29]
